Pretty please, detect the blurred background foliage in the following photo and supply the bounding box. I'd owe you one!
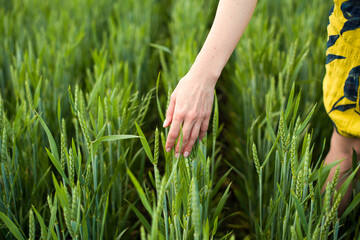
[0,0,359,239]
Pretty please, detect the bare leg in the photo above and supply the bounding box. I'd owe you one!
[322,128,360,215]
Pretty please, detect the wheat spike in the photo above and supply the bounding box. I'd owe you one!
[154,128,159,165]
[290,134,297,178]
[252,143,261,177]
[28,209,35,240]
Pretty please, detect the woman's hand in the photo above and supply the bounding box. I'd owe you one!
[163,70,216,158]
[162,0,257,158]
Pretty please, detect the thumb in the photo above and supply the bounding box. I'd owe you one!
[163,95,176,128]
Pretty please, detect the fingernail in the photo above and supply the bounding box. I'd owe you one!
[175,152,180,158]
[184,151,190,158]
[166,148,171,152]
[163,119,168,127]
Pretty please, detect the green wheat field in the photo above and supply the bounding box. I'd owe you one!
[0,0,359,239]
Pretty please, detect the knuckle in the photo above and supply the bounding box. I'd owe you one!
[166,109,173,117]
[182,133,189,142]
[166,110,172,117]
[166,106,172,114]
[199,113,206,119]
[175,111,185,119]
[168,132,178,139]
[190,134,198,142]
[187,111,198,121]
[201,123,209,131]
[170,94,176,101]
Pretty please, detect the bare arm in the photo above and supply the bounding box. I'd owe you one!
[164,0,258,158]
[191,0,258,85]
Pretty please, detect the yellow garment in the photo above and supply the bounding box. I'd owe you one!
[323,0,360,137]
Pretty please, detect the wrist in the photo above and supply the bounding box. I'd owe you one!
[189,58,221,87]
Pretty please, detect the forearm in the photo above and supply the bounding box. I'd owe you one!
[190,0,257,85]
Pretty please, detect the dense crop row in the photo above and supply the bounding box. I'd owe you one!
[0,0,359,239]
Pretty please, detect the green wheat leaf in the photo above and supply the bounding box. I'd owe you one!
[135,121,154,163]
[0,212,25,240]
[36,111,60,161]
[127,168,153,215]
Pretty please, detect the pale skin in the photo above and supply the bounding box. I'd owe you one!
[163,0,258,158]
[163,0,359,213]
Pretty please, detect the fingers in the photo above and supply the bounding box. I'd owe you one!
[199,115,210,141]
[182,122,201,157]
[165,107,211,157]
[163,94,176,128]
[163,86,213,156]
[174,119,195,157]
[165,111,183,153]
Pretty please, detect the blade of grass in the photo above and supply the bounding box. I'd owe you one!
[91,135,140,152]
[0,211,25,240]
[46,197,58,240]
[46,148,70,185]
[291,191,308,232]
[36,111,60,161]
[33,206,49,238]
[126,168,153,215]
[125,200,151,233]
[135,121,154,163]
